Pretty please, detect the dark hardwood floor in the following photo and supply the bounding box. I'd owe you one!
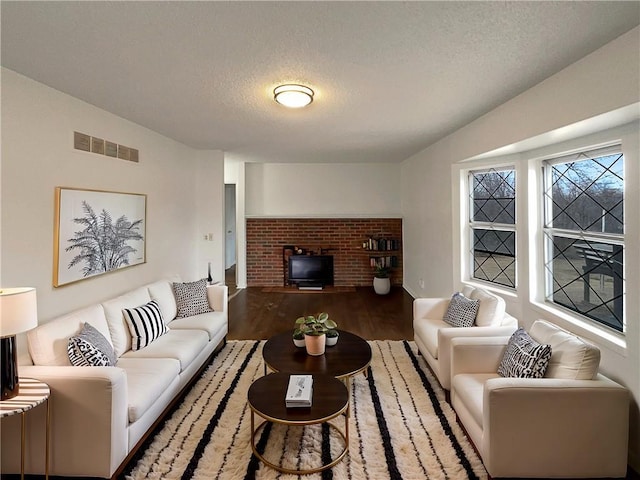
[227,286,415,340]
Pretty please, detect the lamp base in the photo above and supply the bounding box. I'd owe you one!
[1,335,19,400]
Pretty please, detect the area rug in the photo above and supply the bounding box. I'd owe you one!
[261,286,356,294]
[121,340,488,479]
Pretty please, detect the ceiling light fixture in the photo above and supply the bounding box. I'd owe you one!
[274,84,314,108]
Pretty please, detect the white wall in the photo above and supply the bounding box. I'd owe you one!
[245,162,401,217]
[1,68,225,324]
[401,27,640,469]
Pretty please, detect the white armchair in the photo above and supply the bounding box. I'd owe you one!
[450,320,629,478]
[413,286,517,390]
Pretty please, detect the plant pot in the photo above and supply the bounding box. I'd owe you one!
[293,337,306,348]
[373,276,391,295]
[326,333,339,346]
[304,334,326,356]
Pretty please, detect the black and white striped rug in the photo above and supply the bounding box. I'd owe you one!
[122,340,488,479]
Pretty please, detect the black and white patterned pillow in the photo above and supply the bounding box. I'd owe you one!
[443,292,480,327]
[68,322,117,367]
[498,328,552,378]
[172,279,213,318]
[123,300,168,351]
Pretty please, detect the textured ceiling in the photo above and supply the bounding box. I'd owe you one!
[2,1,639,163]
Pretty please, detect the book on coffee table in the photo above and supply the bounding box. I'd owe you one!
[285,374,313,408]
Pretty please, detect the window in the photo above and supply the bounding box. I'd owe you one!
[543,145,624,332]
[469,168,516,288]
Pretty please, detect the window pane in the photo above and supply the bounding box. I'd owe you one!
[473,229,515,288]
[545,235,623,332]
[549,153,623,234]
[472,170,515,224]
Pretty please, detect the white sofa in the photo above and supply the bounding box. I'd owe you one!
[450,319,629,478]
[0,278,228,479]
[413,286,518,390]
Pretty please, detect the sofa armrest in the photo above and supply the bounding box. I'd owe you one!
[1,365,129,478]
[413,297,449,324]
[207,284,228,313]
[438,325,517,390]
[482,375,629,478]
[450,336,509,377]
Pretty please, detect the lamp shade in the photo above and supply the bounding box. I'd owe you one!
[0,287,38,337]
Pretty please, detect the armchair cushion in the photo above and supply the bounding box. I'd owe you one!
[530,320,600,380]
[469,287,506,326]
[498,328,551,378]
[443,292,479,327]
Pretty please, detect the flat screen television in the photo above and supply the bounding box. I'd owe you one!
[288,255,334,287]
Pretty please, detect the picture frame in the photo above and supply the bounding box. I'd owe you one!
[53,187,147,287]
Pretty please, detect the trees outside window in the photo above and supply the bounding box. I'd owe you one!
[543,146,624,332]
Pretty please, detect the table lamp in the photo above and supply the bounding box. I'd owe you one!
[0,287,38,400]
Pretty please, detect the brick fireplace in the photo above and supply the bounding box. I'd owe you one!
[246,218,403,287]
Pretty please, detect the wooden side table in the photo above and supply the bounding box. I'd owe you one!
[0,378,50,480]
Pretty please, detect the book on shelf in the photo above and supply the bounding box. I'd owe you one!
[285,374,313,408]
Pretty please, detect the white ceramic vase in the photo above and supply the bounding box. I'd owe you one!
[326,334,339,346]
[373,276,391,295]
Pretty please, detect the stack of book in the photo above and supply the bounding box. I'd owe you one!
[285,374,313,408]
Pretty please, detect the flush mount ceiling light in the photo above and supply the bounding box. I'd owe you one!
[273,84,314,108]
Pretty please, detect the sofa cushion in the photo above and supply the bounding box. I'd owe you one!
[67,322,117,366]
[102,287,152,357]
[530,320,600,380]
[498,328,552,378]
[469,288,506,327]
[120,329,209,372]
[172,279,213,318]
[146,279,178,323]
[168,311,227,341]
[443,293,479,327]
[116,357,181,423]
[123,300,168,351]
[27,304,111,366]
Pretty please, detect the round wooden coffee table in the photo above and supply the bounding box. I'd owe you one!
[263,330,372,380]
[247,372,349,475]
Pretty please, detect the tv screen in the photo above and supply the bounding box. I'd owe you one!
[288,255,334,286]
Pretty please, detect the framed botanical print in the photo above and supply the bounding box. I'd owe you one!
[53,187,146,287]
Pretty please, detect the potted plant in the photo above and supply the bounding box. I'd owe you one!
[292,326,306,347]
[326,326,339,346]
[294,312,337,355]
[373,264,391,295]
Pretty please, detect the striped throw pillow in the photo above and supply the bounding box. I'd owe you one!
[123,300,168,351]
[498,328,552,378]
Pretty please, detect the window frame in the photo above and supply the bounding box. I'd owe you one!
[467,167,517,290]
[541,144,625,334]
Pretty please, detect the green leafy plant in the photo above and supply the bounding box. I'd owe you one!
[373,264,390,278]
[294,312,337,336]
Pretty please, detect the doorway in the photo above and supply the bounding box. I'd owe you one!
[225,184,237,295]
